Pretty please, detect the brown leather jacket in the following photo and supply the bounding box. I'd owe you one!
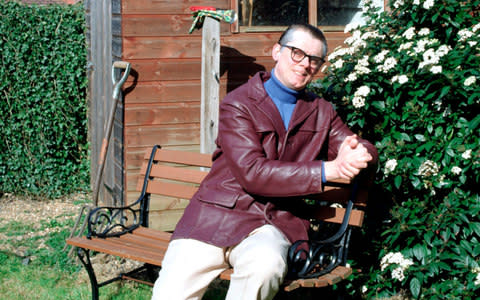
[172,71,378,247]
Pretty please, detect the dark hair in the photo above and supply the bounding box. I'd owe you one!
[277,24,328,58]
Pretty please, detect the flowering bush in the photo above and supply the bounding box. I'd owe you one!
[311,0,480,298]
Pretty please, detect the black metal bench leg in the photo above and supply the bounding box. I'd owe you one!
[146,264,159,283]
[76,247,99,300]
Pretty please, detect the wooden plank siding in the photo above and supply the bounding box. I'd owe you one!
[120,0,350,205]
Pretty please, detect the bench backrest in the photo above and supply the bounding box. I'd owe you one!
[136,146,368,232]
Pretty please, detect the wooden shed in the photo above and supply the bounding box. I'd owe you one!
[86,0,385,229]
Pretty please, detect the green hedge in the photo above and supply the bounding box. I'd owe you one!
[0,1,89,198]
[312,0,480,298]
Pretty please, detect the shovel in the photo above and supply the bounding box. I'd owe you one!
[92,61,131,206]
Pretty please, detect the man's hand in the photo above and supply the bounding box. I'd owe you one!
[324,135,373,181]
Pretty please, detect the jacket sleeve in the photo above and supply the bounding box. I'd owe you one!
[325,106,379,165]
[216,99,323,198]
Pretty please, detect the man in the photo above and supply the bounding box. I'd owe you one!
[152,24,378,300]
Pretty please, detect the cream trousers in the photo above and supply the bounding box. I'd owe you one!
[151,224,291,300]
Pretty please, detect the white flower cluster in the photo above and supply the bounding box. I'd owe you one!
[352,96,365,109]
[464,76,476,87]
[462,149,472,160]
[458,23,480,48]
[413,0,435,9]
[402,27,416,40]
[458,29,474,42]
[418,45,451,73]
[385,159,398,175]
[332,58,344,69]
[346,72,358,82]
[449,150,474,176]
[377,57,397,73]
[451,166,462,175]
[354,55,371,75]
[418,160,440,177]
[398,0,435,9]
[344,29,385,52]
[380,252,414,281]
[374,50,390,63]
[393,0,404,9]
[344,22,361,34]
[328,46,355,61]
[418,28,430,36]
[352,85,370,108]
[413,38,440,54]
[473,267,480,286]
[345,30,367,50]
[391,75,409,85]
[398,41,413,51]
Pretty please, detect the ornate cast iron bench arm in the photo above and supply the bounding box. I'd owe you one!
[86,194,147,239]
[86,146,158,239]
[287,180,360,279]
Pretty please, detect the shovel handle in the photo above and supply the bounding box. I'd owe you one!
[112,61,131,100]
[113,61,130,70]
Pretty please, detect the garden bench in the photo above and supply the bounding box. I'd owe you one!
[66,145,370,299]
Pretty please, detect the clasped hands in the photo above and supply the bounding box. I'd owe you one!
[324,135,373,181]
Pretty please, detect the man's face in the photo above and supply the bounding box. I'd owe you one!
[272,30,324,91]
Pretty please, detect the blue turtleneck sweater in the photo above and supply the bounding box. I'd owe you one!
[264,71,326,183]
[264,70,302,130]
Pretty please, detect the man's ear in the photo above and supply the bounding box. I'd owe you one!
[272,43,282,62]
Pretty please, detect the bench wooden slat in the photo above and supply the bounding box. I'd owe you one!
[313,207,365,227]
[310,187,368,206]
[146,148,212,167]
[148,209,186,231]
[331,266,353,279]
[138,162,209,181]
[78,236,163,259]
[133,226,172,241]
[283,266,353,291]
[136,164,208,191]
[149,164,208,183]
[119,233,170,251]
[146,181,199,200]
[67,236,165,266]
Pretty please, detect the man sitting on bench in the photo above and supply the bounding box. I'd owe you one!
[152,24,378,300]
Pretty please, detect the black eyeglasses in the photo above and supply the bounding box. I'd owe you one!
[280,44,325,68]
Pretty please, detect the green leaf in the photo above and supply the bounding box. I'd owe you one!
[427,124,433,133]
[470,223,480,237]
[413,244,427,261]
[437,261,452,272]
[434,126,443,137]
[415,134,426,142]
[468,114,480,131]
[473,245,480,257]
[446,148,455,157]
[439,86,451,99]
[394,175,402,189]
[411,176,422,189]
[410,277,421,298]
[372,100,386,110]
